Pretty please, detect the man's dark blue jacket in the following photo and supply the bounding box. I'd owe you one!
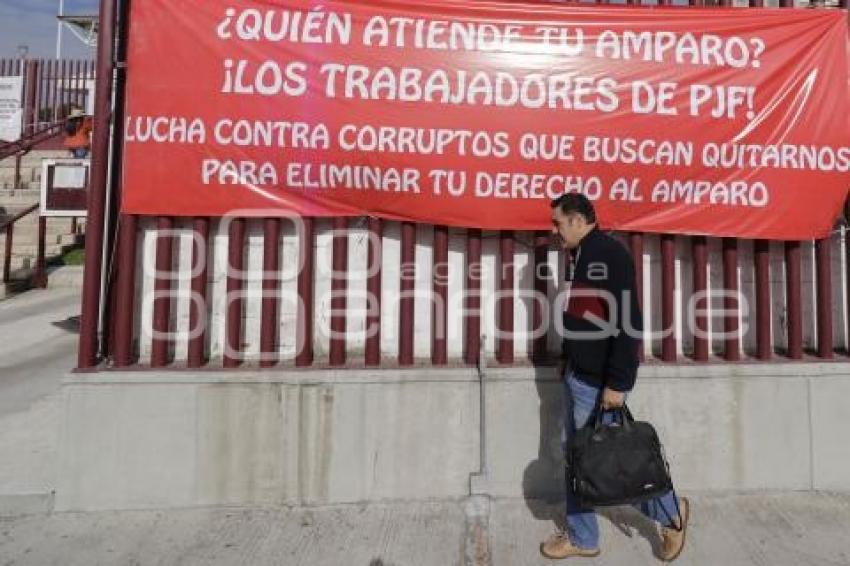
[562,227,643,392]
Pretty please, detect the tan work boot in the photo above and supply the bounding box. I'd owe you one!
[659,496,690,562]
[540,530,601,559]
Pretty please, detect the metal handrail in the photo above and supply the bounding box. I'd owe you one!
[0,122,64,162]
[2,202,39,283]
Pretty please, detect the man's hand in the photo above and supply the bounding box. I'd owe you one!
[600,387,626,410]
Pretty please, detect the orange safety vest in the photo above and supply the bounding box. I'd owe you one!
[64,117,94,150]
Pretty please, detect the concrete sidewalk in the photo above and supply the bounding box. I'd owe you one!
[2,492,850,565]
[1,288,850,565]
[0,288,79,515]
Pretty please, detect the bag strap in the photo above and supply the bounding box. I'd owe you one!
[592,403,634,430]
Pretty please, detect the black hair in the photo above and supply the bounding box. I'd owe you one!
[550,193,596,224]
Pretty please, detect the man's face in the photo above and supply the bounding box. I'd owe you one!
[551,207,585,250]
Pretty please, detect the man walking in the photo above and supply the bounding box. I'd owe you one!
[541,193,689,561]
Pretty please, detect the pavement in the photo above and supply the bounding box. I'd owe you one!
[2,288,850,565]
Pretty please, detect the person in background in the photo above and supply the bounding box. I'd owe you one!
[64,106,93,159]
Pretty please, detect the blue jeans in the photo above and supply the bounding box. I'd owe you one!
[563,369,679,550]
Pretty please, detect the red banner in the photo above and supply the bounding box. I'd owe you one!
[122,0,850,240]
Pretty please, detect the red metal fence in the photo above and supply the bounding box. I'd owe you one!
[79,0,849,371]
[0,58,97,143]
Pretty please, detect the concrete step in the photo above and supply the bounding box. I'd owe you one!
[0,194,44,208]
[0,221,78,235]
[0,233,80,247]
[1,244,68,257]
[0,182,40,192]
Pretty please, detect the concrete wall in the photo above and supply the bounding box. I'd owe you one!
[56,363,850,511]
[130,218,850,366]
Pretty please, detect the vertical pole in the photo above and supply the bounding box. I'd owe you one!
[295,217,315,367]
[187,217,209,368]
[432,225,449,365]
[100,0,132,363]
[13,155,21,192]
[259,218,281,368]
[465,228,482,365]
[692,236,709,361]
[77,0,116,368]
[497,231,514,364]
[32,216,48,288]
[329,217,348,367]
[150,216,174,368]
[723,238,740,361]
[754,240,772,359]
[846,209,850,355]
[399,221,416,366]
[661,234,676,361]
[532,231,550,363]
[629,233,645,361]
[57,0,64,60]
[223,218,245,368]
[112,214,137,367]
[365,217,382,366]
[785,241,802,359]
[816,238,833,359]
[3,223,13,283]
[23,60,39,136]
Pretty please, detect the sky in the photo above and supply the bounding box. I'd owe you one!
[0,0,98,60]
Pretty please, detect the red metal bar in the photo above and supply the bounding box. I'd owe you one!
[187,217,209,368]
[260,218,281,368]
[465,228,482,365]
[151,217,174,368]
[785,241,802,359]
[432,225,449,365]
[629,233,644,361]
[329,217,348,367]
[74,60,83,110]
[13,154,21,191]
[78,0,117,368]
[723,238,740,361]
[3,223,12,283]
[223,218,245,368]
[23,60,38,135]
[754,240,772,360]
[815,238,833,359]
[497,231,514,364]
[399,221,416,366]
[58,60,67,117]
[532,231,550,363]
[661,234,676,361]
[692,236,709,361]
[296,217,315,367]
[112,215,138,367]
[47,60,57,122]
[365,217,382,366]
[846,209,850,355]
[32,216,48,288]
[36,60,46,124]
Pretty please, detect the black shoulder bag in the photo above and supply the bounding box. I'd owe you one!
[567,404,682,527]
